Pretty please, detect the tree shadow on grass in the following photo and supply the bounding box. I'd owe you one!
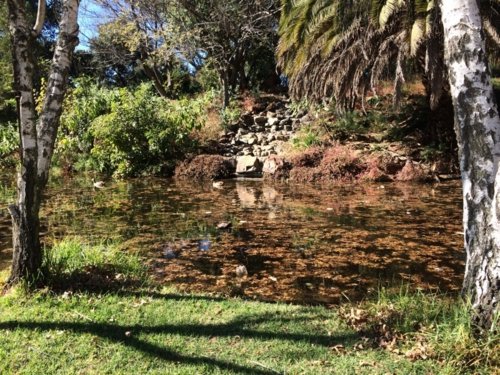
[0,311,359,374]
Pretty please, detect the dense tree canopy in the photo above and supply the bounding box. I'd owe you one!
[278,0,500,111]
[90,0,279,105]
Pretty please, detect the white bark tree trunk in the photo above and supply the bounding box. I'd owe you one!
[440,0,500,330]
[7,0,79,284]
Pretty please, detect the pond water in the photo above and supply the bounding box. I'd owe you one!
[0,176,465,304]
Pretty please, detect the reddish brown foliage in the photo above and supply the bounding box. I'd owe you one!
[289,145,365,182]
[319,145,365,180]
[289,147,323,168]
[175,155,235,180]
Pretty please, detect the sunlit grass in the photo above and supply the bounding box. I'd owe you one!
[0,238,498,374]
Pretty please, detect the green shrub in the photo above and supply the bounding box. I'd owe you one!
[195,59,220,92]
[57,77,117,169]
[327,111,369,140]
[58,80,205,177]
[291,125,322,149]
[0,121,18,168]
[220,101,242,128]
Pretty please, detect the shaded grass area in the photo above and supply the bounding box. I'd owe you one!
[0,239,498,374]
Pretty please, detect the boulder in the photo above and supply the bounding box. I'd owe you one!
[279,118,292,126]
[262,155,291,180]
[241,113,254,127]
[236,155,263,175]
[268,117,280,126]
[254,115,267,126]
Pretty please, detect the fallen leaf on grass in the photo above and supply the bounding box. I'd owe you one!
[330,344,346,354]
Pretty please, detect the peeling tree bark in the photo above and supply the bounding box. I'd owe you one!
[7,0,79,284]
[440,0,500,330]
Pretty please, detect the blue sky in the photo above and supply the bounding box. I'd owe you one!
[77,0,108,50]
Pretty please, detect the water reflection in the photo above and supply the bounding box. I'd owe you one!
[0,176,464,304]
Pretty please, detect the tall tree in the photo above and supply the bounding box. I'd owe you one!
[277,0,499,112]
[0,1,14,117]
[440,0,500,330]
[7,0,80,284]
[93,0,193,97]
[178,0,278,107]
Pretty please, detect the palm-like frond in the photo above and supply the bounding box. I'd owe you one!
[278,0,497,111]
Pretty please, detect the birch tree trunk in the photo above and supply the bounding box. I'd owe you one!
[6,0,79,284]
[440,0,500,330]
[7,0,41,282]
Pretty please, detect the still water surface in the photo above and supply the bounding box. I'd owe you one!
[0,177,464,304]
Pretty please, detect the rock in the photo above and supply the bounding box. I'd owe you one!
[242,147,253,156]
[241,113,254,127]
[267,133,276,142]
[236,155,263,175]
[268,117,279,126]
[216,222,232,230]
[263,156,285,175]
[279,118,292,126]
[262,155,291,180]
[254,115,267,126]
[251,125,264,132]
[267,111,277,119]
[226,123,239,132]
[235,265,248,278]
[162,247,177,259]
[237,128,249,136]
[300,114,310,123]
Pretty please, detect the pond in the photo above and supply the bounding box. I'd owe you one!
[0,176,464,304]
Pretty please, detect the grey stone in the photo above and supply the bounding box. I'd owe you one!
[279,118,292,126]
[236,156,263,175]
[268,117,279,126]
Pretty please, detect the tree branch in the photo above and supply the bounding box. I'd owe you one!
[32,0,46,37]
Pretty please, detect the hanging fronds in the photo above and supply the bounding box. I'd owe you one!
[277,0,499,111]
[278,0,440,110]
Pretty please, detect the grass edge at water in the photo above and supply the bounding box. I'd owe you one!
[0,238,498,374]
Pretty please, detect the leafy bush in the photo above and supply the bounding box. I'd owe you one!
[326,111,369,140]
[220,101,242,128]
[195,59,221,92]
[58,80,205,177]
[291,125,322,149]
[0,121,18,168]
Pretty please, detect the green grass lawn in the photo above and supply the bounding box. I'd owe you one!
[0,239,498,374]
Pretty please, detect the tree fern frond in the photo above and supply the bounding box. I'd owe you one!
[410,18,426,56]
